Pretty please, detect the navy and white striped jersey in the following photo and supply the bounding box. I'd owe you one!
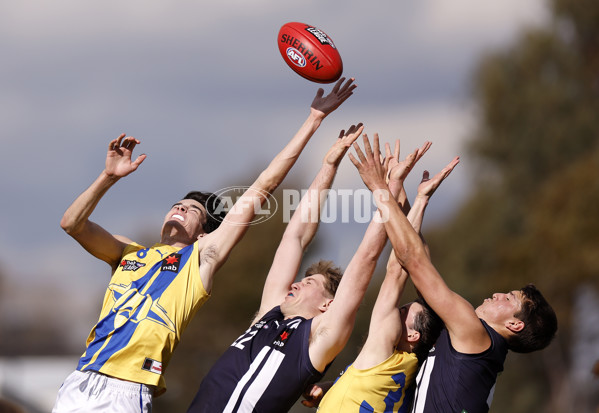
[411,319,508,413]
[187,306,326,413]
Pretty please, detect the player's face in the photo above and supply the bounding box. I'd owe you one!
[162,199,207,240]
[281,274,332,317]
[475,290,524,324]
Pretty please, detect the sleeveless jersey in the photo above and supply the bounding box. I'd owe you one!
[411,319,508,413]
[77,241,209,395]
[187,306,327,413]
[318,350,418,413]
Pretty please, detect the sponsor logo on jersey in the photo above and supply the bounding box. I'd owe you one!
[161,253,181,273]
[142,358,163,375]
[120,259,146,271]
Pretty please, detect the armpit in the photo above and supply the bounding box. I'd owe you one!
[200,244,218,266]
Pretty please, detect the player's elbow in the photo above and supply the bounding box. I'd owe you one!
[60,215,77,235]
[60,213,87,238]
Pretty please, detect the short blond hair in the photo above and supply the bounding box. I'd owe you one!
[304,260,343,297]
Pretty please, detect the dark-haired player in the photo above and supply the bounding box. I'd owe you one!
[52,78,357,413]
[350,135,557,413]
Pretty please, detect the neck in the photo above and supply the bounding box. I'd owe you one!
[160,232,193,249]
[280,305,318,321]
[395,341,413,354]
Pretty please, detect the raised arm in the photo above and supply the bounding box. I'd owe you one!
[198,78,357,294]
[307,134,413,372]
[350,136,491,354]
[355,150,457,370]
[60,134,147,269]
[256,124,364,320]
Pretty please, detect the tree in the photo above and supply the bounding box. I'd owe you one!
[426,0,599,411]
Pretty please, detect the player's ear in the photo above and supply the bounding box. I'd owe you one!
[319,298,333,313]
[407,329,420,343]
[505,318,524,333]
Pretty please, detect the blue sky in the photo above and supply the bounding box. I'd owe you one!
[0,0,548,347]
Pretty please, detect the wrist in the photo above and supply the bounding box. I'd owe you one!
[414,194,430,204]
[100,170,121,185]
[309,108,326,123]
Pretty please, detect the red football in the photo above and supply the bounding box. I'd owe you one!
[277,22,343,84]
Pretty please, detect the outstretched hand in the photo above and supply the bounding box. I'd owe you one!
[310,77,357,118]
[323,123,364,167]
[348,133,388,192]
[386,140,432,183]
[416,156,460,198]
[105,134,147,179]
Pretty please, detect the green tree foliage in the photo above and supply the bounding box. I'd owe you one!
[426,0,599,411]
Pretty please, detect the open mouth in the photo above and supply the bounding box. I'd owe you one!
[172,214,184,222]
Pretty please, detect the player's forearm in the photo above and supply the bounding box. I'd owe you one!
[406,194,429,234]
[373,187,427,270]
[255,112,323,193]
[60,171,119,235]
[353,213,388,263]
[379,193,424,303]
[286,163,338,248]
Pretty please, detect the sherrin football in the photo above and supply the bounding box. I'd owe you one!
[277,22,343,83]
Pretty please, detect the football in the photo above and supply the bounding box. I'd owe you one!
[277,22,343,83]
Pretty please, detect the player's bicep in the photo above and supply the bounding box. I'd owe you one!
[354,310,401,369]
[206,189,266,264]
[257,235,304,316]
[72,220,128,268]
[412,266,488,351]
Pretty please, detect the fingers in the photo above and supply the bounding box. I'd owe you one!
[372,134,381,162]
[109,133,126,150]
[344,123,359,136]
[335,77,357,100]
[131,154,147,169]
[415,141,432,162]
[418,156,460,197]
[437,156,460,180]
[337,77,355,94]
[331,77,344,94]
[351,140,367,164]
[348,152,360,167]
[385,142,392,159]
[344,124,364,145]
[110,134,140,150]
[361,134,374,161]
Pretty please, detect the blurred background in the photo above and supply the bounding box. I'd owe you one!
[1,0,598,412]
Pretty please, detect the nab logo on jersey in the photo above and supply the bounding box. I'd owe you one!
[161,253,181,273]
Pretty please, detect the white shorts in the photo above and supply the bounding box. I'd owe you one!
[52,370,153,413]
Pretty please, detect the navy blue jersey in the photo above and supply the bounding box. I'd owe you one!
[411,319,508,413]
[187,306,326,413]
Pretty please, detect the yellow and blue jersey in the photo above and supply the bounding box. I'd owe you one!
[318,350,418,413]
[77,241,209,395]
